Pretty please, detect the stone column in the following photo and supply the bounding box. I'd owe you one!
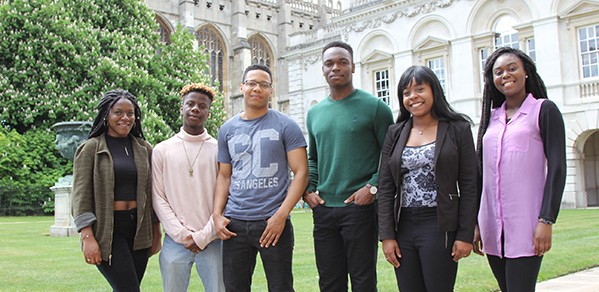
[276,0,294,113]
[178,0,197,30]
[230,0,251,115]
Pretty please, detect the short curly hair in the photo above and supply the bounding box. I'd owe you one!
[179,83,216,102]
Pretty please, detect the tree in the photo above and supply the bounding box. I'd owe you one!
[150,25,226,137]
[0,0,224,138]
[0,0,226,213]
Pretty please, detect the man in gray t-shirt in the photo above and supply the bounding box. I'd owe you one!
[212,64,308,291]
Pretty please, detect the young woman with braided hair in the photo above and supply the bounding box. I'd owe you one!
[72,89,161,291]
[474,47,567,291]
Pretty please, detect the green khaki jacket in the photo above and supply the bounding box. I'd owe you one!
[71,134,154,262]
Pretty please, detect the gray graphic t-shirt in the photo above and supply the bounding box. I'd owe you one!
[217,110,306,220]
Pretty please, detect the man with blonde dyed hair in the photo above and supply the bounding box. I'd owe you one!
[153,83,225,291]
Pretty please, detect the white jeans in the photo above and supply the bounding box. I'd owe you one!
[159,234,225,292]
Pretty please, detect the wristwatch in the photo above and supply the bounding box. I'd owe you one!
[365,184,378,195]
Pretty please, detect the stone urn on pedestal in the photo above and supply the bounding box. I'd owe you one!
[50,121,92,237]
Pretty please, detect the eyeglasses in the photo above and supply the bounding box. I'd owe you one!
[243,80,272,89]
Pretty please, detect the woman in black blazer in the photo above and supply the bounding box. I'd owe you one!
[378,66,478,291]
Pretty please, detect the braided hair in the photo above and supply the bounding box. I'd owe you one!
[476,47,547,172]
[88,89,145,140]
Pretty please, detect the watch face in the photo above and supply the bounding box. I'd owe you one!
[370,186,378,194]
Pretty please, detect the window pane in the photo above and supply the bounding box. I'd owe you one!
[581,41,588,53]
[427,57,446,93]
[374,69,390,104]
[579,24,599,79]
[584,66,590,78]
[526,38,536,62]
[580,28,587,40]
[529,51,536,62]
[527,39,535,50]
[198,26,225,90]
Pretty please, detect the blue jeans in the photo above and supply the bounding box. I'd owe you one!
[223,218,294,292]
[159,234,225,292]
[312,203,378,292]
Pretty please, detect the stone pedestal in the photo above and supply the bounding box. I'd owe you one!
[51,121,91,237]
[49,175,77,237]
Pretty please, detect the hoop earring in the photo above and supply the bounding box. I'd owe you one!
[103,118,107,127]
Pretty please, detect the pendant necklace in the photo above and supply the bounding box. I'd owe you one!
[108,136,131,156]
[180,138,205,177]
[413,122,438,135]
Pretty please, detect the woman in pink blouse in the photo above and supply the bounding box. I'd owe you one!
[474,47,567,291]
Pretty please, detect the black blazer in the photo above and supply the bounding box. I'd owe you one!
[377,119,477,243]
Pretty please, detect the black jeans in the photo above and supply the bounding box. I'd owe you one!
[222,218,294,292]
[487,254,543,292]
[312,203,378,292]
[395,207,457,292]
[97,209,149,292]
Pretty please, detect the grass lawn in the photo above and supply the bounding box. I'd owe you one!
[0,209,597,291]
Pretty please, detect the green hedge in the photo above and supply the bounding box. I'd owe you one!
[0,184,54,216]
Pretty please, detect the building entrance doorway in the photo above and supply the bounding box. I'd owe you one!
[584,131,599,206]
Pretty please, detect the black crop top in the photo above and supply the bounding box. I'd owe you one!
[105,134,137,201]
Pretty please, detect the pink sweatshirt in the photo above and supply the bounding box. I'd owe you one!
[152,129,218,249]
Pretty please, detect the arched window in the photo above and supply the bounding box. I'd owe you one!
[248,35,273,68]
[155,15,171,44]
[494,15,519,49]
[197,25,226,91]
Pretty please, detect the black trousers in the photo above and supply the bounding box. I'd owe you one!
[222,218,295,292]
[395,207,458,292]
[97,209,150,292]
[487,254,543,292]
[312,203,378,292]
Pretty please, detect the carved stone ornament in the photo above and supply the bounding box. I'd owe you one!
[53,121,93,161]
[346,0,457,33]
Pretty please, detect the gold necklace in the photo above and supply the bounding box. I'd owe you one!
[412,122,437,135]
[180,138,205,177]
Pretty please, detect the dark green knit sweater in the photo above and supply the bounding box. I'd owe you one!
[306,89,394,207]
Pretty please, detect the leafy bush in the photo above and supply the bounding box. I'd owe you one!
[0,0,226,214]
[0,127,70,215]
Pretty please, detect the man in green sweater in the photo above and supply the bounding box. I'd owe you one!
[304,41,394,291]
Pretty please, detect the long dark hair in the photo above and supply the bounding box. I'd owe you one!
[476,47,547,170]
[396,65,471,124]
[88,89,145,139]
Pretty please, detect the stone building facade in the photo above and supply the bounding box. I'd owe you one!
[146,0,599,209]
